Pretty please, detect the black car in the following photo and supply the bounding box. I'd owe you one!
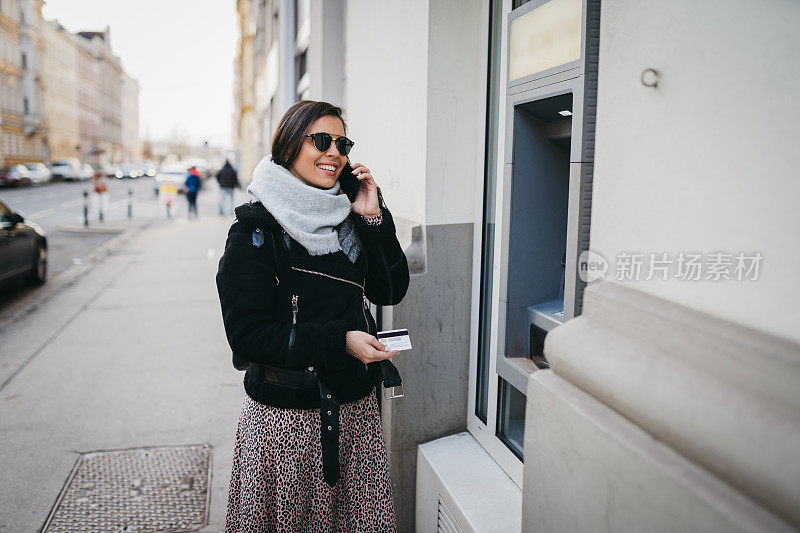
[0,196,47,287]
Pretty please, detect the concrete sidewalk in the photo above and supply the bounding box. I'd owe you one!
[0,188,247,531]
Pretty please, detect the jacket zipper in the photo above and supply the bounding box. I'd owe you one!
[361,292,371,334]
[287,295,299,366]
[293,267,371,334]
[291,267,364,290]
[291,294,299,324]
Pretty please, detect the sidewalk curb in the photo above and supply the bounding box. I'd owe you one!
[56,224,127,234]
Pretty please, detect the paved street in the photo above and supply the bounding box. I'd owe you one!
[0,177,230,311]
[0,182,248,532]
[0,177,157,230]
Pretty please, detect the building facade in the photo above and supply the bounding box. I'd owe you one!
[0,0,24,166]
[3,9,139,168]
[234,0,344,183]
[120,71,140,163]
[18,0,45,162]
[75,28,123,165]
[73,32,101,166]
[40,19,79,161]
[234,0,256,183]
[234,1,800,531]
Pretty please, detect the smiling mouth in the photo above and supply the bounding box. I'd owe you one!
[316,163,337,175]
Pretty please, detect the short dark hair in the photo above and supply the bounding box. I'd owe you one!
[271,100,347,170]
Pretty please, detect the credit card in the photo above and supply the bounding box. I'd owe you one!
[377,329,412,351]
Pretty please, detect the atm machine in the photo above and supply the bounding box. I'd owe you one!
[498,0,599,375]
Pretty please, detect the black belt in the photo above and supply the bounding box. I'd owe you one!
[251,360,402,486]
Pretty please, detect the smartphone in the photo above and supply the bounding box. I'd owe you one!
[339,158,361,202]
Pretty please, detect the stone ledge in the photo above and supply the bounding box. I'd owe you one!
[545,280,800,527]
[524,370,794,533]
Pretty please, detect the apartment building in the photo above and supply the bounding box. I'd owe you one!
[40,19,78,161]
[121,71,140,163]
[0,0,25,166]
[75,28,122,165]
[7,9,140,168]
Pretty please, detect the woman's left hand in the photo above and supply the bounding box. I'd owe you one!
[348,162,381,217]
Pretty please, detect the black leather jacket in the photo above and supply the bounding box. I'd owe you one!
[216,200,409,485]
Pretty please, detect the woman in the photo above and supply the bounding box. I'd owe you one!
[216,100,409,532]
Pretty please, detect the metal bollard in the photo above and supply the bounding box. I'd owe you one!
[128,188,133,219]
[83,190,89,227]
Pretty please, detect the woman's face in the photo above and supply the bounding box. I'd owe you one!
[289,115,348,189]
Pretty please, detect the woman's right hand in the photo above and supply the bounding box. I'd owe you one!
[346,330,399,364]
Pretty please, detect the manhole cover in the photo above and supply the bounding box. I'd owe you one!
[43,444,212,533]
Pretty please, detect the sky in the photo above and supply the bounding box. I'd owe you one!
[42,0,237,147]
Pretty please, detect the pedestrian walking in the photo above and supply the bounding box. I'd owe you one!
[216,100,410,532]
[184,166,201,219]
[92,171,109,221]
[216,159,240,216]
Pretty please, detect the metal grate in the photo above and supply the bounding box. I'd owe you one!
[437,493,464,533]
[42,444,212,533]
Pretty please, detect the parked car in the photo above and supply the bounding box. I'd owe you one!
[97,161,114,178]
[109,164,123,179]
[24,163,53,185]
[154,165,188,194]
[77,164,94,181]
[0,196,47,286]
[119,163,144,179]
[0,165,33,187]
[182,159,212,179]
[50,158,81,181]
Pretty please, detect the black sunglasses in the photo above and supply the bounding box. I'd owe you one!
[304,132,354,156]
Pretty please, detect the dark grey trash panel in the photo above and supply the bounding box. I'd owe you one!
[43,444,212,533]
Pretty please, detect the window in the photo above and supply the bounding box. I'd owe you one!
[296,49,307,83]
[21,52,26,70]
[496,377,526,459]
[23,96,28,114]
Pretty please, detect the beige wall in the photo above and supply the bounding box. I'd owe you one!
[344,0,483,227]
[424,0,483,226]
[590,0,800,343]
[344,0,429,225]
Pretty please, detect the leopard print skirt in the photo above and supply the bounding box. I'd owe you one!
[225,387,396,532]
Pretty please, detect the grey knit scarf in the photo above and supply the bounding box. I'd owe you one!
[247,154,361,262]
